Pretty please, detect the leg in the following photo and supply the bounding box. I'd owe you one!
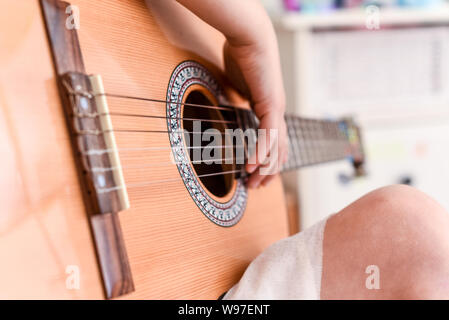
[321,185,449,299]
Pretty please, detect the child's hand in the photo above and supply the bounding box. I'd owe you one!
[177,0,288,188]
[223,35,287,188]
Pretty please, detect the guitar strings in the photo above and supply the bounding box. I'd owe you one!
[95,144,350,193]
[71,92,259,142]
[67,88,241,112]
[67,82,346,127]
[100,151,349,193]
[90,143,346,192]
[73,102,341,142]
[125,169,245,189]
[98,137,337,192]
[79,128,344,175]
[96,168,247,194]
[80,126,345,173]
[90,93,346,135]
[77,111,241,125]
[68,91,350,187]
[105,93,237,111]
[77,103,257,171]
[88,140,312,175]
[69,88,342,134]
[83,144,246,156]
[77,126,259,135]
[67,88,260,129]
[90,156,247,172]
[71,91,341,138]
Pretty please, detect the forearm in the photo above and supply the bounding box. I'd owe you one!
[175,0,276,48]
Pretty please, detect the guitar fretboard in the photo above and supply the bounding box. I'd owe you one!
[282,115,350,171]
[234,109,351,172]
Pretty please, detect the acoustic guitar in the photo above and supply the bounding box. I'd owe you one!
[0,0,364,299]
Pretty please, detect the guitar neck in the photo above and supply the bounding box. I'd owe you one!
[282,114,352,171]
[234,109,358,172]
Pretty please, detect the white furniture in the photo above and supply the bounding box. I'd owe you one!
[274,6,449,229]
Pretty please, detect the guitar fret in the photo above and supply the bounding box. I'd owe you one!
[322,121,330,160]
[311,120,320,164]
[290,117,302,168]
[236,112,358,172]
[290,120,297,169]
[286,118,294,170]
[296,118,306,166]
[291,117,301,167]
[317,120,326,162]
[299,118,306,166]
[285,117,292,170]
[319,120,330,162]
[284,117,291,170]
[293,118,305,165]
[292,117,350,170]
[331,123,339,158]
[313,120,323,163]
[306,119,316,165]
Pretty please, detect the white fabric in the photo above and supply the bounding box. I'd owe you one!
[223,216,328,300]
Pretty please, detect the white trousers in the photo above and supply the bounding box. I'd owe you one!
[224,216,328,300]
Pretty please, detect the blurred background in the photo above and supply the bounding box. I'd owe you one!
[260,0,449,230]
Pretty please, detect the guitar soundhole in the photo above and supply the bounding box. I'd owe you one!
[167,61,247,226]
[183,90,234,198]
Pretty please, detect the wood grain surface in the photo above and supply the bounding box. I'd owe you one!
[0,0,289,299]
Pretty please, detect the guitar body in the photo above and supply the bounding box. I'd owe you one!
[0,0,288,299]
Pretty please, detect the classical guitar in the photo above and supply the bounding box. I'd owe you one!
[0,0,364,299]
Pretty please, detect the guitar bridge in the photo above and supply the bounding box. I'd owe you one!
[58,72,134,298]
[61,72,129,213]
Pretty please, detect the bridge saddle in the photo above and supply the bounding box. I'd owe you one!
[60,71,130,214]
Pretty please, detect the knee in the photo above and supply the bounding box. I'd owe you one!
[323,185,449,299]
[336,184,449,257]
[338,184,449,236]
